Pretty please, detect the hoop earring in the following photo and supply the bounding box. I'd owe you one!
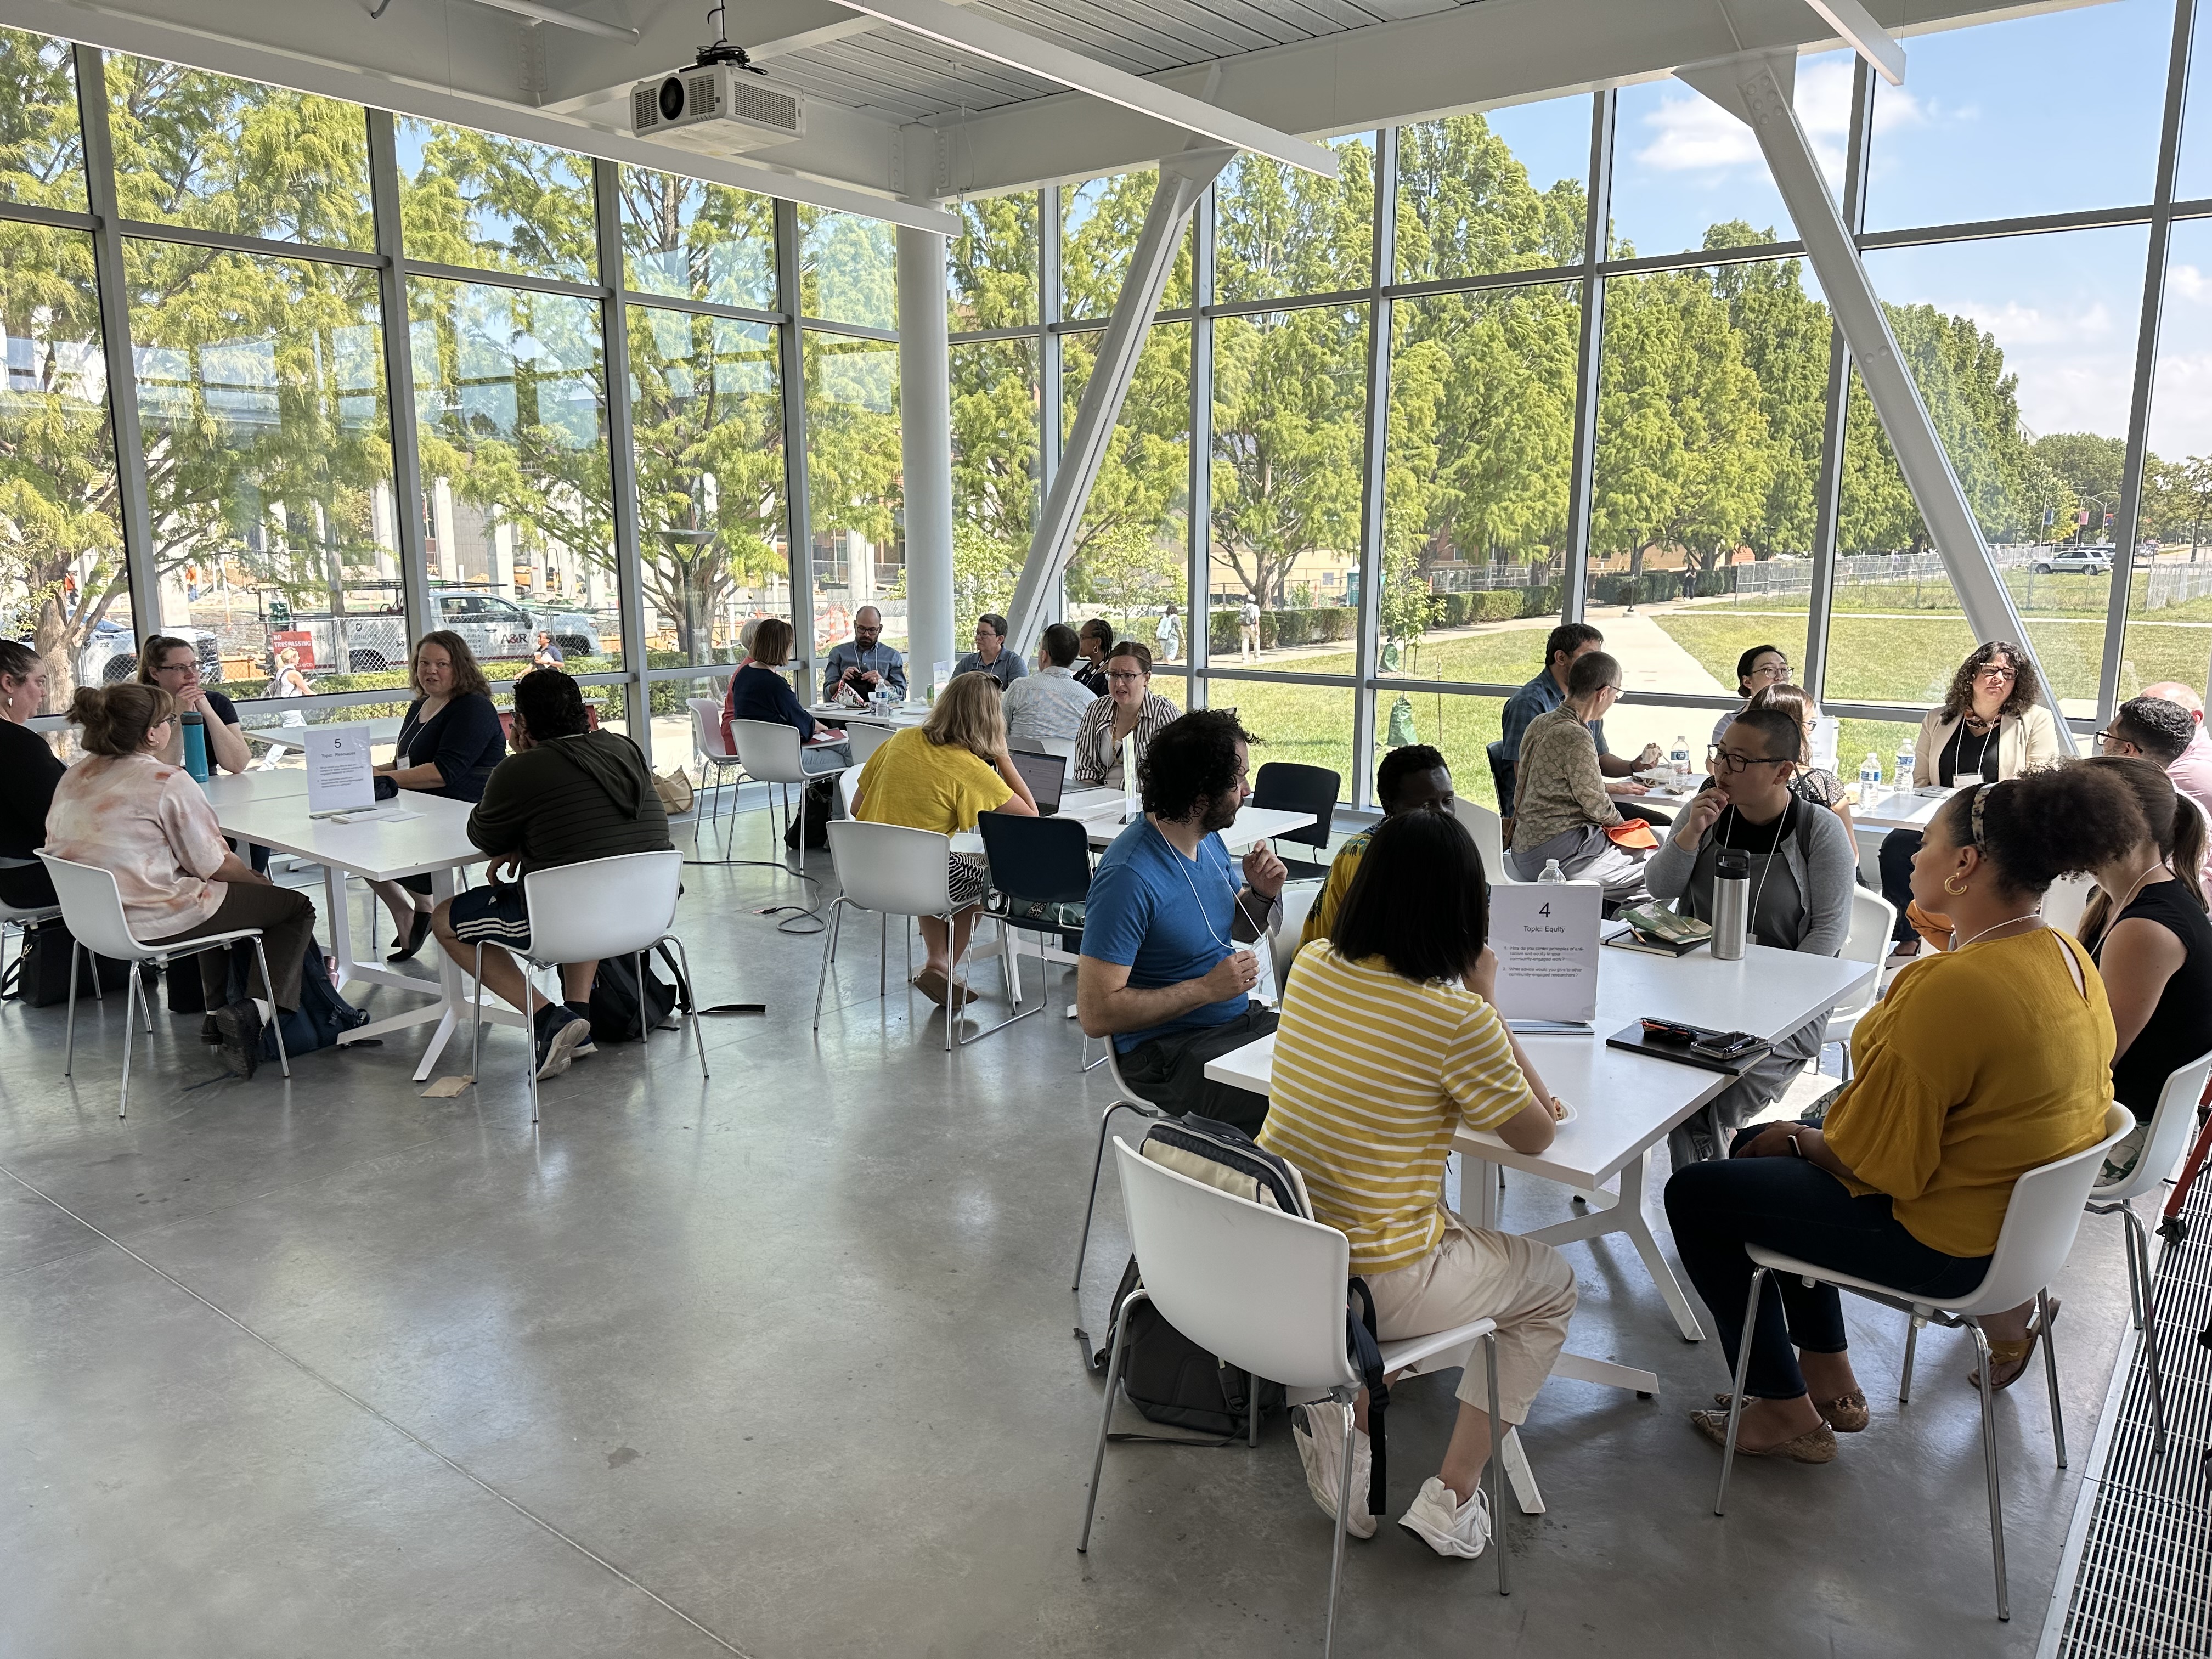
[1943,873,1970,896]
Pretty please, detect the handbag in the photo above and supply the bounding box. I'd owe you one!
[651,768,695,815]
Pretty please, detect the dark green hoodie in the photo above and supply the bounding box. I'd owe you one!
[466,729,672,876]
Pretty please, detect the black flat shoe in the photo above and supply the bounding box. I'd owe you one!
[387,910,431,962]
[211,999,262,1080]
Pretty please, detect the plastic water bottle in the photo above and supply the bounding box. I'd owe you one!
[1895,742,1915,790]
[1858,751,1882,797]
[1538,859,1566,883]
[1669,735,1690,780]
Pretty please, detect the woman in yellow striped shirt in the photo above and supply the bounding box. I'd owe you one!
[1260,810,1575,1562]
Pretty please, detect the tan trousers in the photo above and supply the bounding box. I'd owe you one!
[1363,1212,1577,1425]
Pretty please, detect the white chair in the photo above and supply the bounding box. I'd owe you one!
[40,851,291,1116]
[731,719,851,871]
[687,698,746,834]
[2085,1049,2212,1457]
[2041,871,2096,936]
[1081,1139,1507,1654]
[1273,879,1323,992]
[1453,797,1511,882]
[1714,1102,2131,1621]
[814,820,967,1052]
[1821,887,1897,1080]
[469,850,706,1124]
[843,719,898,768]
[1072,1041,1179,1298]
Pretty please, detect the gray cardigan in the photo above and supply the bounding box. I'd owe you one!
[1645,795,1856,957]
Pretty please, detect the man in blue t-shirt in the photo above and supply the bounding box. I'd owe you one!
[1078,709,1287,1133]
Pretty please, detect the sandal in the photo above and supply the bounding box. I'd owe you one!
[912,967,950,1006]
[1690,1410,1836,1463]
[1967,1298,2059,1392]
[1712,1390,1869,1434]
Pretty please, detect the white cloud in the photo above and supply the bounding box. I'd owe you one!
[2168,263,2212,306]
[1933,297,2118,350]
[2148,351,2212,458]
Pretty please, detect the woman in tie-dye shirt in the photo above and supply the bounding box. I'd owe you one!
[44,684,318,1079]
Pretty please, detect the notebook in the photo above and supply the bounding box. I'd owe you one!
[1010,749,1066,816]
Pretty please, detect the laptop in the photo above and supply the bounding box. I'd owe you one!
[1009,749,1067,816]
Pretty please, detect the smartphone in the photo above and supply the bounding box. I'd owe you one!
[1690,1030,1763,1061]
[1640,1017,1709,1045]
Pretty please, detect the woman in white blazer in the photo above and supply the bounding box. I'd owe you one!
[1878,640,2065,950]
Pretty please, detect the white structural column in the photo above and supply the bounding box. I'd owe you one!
[1007,145,1233,654]
[1678,51,2076,752]
[899,219,957,685]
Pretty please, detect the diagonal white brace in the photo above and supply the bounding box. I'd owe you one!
[1677,51,2075,753]
[1005,145,1233,655]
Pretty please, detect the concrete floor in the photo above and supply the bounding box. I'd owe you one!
[0,808,2131,1657]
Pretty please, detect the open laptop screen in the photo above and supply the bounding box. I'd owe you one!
[1009,749,1066,816]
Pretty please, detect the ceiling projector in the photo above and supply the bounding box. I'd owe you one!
[631,13,804,152]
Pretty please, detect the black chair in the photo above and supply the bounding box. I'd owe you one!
[1486,738,1514,816]
[968,812,1094,1047]
[1250,761,1339,878]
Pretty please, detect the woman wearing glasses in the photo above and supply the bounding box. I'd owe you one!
[1072,642,1178,788]
[138,636,251,776]
[1647,707,1858,1164]
[1878,641,2063,953]
[1709,644,1793,748]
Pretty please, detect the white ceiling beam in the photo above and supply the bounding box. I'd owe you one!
[1802,0,1906,84]
[452,0,637,43]
[0,0,956,230]
[823,0,1339,177]
[923,0,2095,195]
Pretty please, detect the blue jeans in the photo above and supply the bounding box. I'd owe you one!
[1663,1126,1989,1399]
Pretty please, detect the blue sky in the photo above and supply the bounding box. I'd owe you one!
[1483,2,2198,450]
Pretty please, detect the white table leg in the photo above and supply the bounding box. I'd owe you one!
[411,867,464,1080]
[1499,1427,1545,1514]
[1470,1154,1500,1231]
[1551,1352,1661,1393]
[326,863,358,988]
[1521,1149,1706,1343]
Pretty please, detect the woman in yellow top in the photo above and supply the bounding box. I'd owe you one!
[1261,810,1574,1562]
[1664,764,2124,1463]
[851,671,1035,1006]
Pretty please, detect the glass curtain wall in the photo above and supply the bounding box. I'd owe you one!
[944,0,2203,811]
[0,27,878,775]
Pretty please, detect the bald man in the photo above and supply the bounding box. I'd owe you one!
[821,605,906,701]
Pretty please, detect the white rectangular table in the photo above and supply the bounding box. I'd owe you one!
[243,716,406,754]
[205,791,523,1080]
[201,768,311,808]
[1202,940,1874,1386]
[1851,786,1955,833]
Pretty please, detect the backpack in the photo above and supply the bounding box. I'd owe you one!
[3,919,132,1007]
[782,777,836,849]
[1087,1116,1392,1514]
[588,942,691,1043]
[238,953,372,1058]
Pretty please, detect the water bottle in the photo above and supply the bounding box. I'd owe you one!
[1895,742,1915,791]
[1669,735,1690,782]
[1538,859,1566,883]
[1858,751,1882,798]
[180,710,210,782]
[1712,847,1750,961]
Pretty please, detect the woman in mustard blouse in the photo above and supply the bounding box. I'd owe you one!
[1664,765,2126,1463]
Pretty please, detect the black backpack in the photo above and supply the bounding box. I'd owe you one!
[1086,1116,1391,1513]
[3,919,132,1007]
[588,943,691,1043]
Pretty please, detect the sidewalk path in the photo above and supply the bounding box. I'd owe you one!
[1582,607,1731,761]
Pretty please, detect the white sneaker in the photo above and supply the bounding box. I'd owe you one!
[1398,1476,1491,1559]
[1290,1402,1375,1539]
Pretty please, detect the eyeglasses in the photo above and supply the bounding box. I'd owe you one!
[1105,671,1147,684]
[1750,661,1791,678]
[1975,664,2017,682]
[1707,746,1792,774]
[149,661,194,675]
